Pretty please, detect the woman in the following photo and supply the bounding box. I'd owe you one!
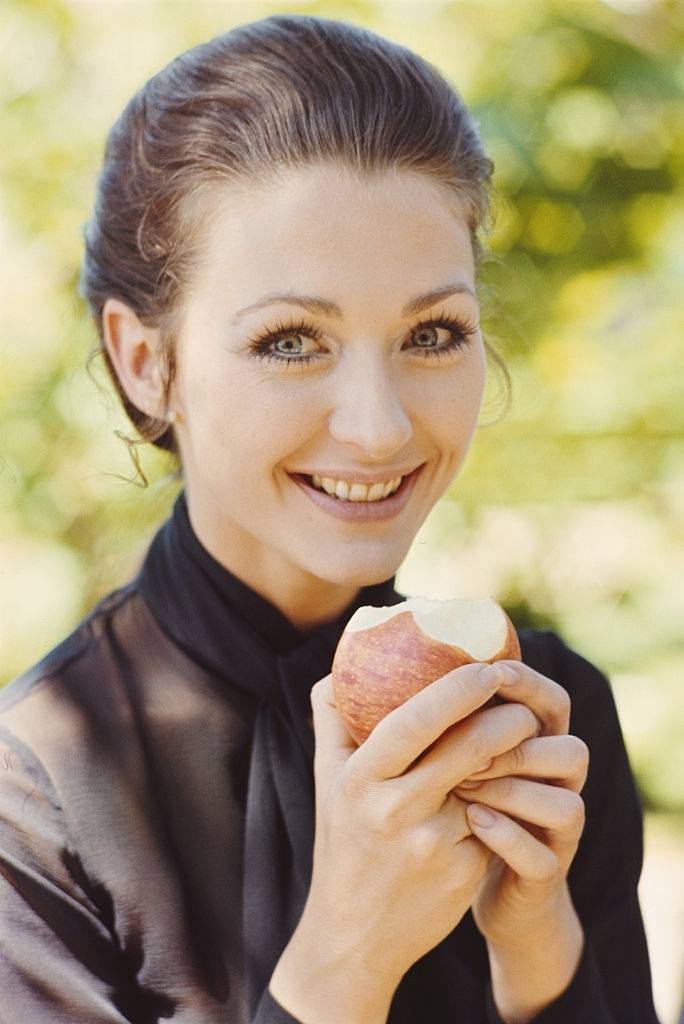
[0,14,659,1024]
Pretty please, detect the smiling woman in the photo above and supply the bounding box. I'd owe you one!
[98,159,493,629]
[0,12,659,1024]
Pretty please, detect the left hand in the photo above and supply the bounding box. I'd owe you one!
[452,660,590,950]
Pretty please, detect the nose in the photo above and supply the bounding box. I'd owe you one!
[327,358,413,461]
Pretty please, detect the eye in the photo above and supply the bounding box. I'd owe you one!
[247,318,324,368]
[246,310,479,369]
[406,315,478,360]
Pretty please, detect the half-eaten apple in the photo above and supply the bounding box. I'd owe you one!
[331,595,520,745]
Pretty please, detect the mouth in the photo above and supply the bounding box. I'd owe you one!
[286,464,426,522]
[290,466,421,501]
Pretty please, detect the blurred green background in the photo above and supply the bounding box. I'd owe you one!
[1,0,683,1019]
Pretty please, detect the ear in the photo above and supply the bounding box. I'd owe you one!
[102,297,168,420]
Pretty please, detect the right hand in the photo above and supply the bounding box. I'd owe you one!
[303,663,541,989]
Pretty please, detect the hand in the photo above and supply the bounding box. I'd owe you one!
[452,661,589,950]
[300,662,540,991]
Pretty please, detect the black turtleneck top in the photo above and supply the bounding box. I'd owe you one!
[0,490,660,1023]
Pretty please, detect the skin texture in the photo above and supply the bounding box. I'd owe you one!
[103,162,586,1023]
[103,161,486,632]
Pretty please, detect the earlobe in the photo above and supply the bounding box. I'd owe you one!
[102,297,166,419]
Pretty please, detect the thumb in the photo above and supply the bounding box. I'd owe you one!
[310,673,358,781]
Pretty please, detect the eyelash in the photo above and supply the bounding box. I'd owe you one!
[246,310,479,369]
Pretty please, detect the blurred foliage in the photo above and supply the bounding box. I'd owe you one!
[1,0,683,818]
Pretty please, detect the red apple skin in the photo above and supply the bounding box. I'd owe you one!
[331,607,521,745]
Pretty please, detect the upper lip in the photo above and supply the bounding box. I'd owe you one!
[288,464,424,484]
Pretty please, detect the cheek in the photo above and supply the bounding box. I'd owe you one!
[198,376,314,467]
[451,347,487,431]
[463,338,488,398]
[417,363,484,437]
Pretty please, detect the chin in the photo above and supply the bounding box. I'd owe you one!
[298,547,408,589]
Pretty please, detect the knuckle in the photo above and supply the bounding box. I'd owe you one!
[340,765,369,802]
[467,730,492,766]
[455,662,489,690]
[471,737,491,770]
[391,703,433,747]
[509,742,527,773]
[499,775,517,801]
[522,705,542,737]
[569,736,590,774]
[534,850,561,884]
[376,792,407,834]
[454,836,489,887]
[310,675,331,705]
[560,791,586,831]
[507,821,530,859]
[410,825,441,862]
[507,703,538,739]
[361,783,406,835]
[556,687,572,725]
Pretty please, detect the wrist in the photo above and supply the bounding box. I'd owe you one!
[486,886,584,1024]
[269,912,397,1024]
[486,881,576,954]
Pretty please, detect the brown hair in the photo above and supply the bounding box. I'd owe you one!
[78,13,509,487]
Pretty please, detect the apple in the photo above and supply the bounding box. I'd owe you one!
[331,596,520,745]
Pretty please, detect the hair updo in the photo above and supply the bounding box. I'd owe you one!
[78,13,505,485]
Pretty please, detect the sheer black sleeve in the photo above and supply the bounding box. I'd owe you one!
[0,727,147,1023]
[253,987,303,1023]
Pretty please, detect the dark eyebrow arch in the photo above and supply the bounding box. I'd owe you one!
[230,281,477,326]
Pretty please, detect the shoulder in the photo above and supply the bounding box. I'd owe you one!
[0,580,141,717]
[0,580,158,852]
[0,580,161,778]
[0,577,252,784]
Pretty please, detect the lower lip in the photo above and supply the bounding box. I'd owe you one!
[288,465,424,522]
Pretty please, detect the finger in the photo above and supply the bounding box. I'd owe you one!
[352,663,503,783]
[443,790,475,841]
[462,735,590,794]
[450,833,494,883]
[358,776,476,837]
[310,674,358,779]
[453,777,586,866]
[400,702,542,817]
[493,661,572,737]
[465,805,561,887]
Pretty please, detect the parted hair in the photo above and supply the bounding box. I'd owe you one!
[78,13,507,484]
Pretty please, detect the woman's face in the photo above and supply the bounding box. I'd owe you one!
[168,162,487,628]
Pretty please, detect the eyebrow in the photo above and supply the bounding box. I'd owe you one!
[230,281,477,326]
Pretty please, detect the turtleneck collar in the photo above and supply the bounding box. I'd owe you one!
[170,489,309,654]
[136,488,406,684]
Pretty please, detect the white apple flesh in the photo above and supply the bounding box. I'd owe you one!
[331,596,521,745]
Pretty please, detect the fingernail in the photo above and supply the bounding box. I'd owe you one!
[497,665,519,686]
[457,779,484,789]
[479,664,504,685]
[468,805,496,827]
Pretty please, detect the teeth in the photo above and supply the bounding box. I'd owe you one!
[310,474,403,501]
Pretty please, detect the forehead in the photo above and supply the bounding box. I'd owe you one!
[185,163,475,316]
